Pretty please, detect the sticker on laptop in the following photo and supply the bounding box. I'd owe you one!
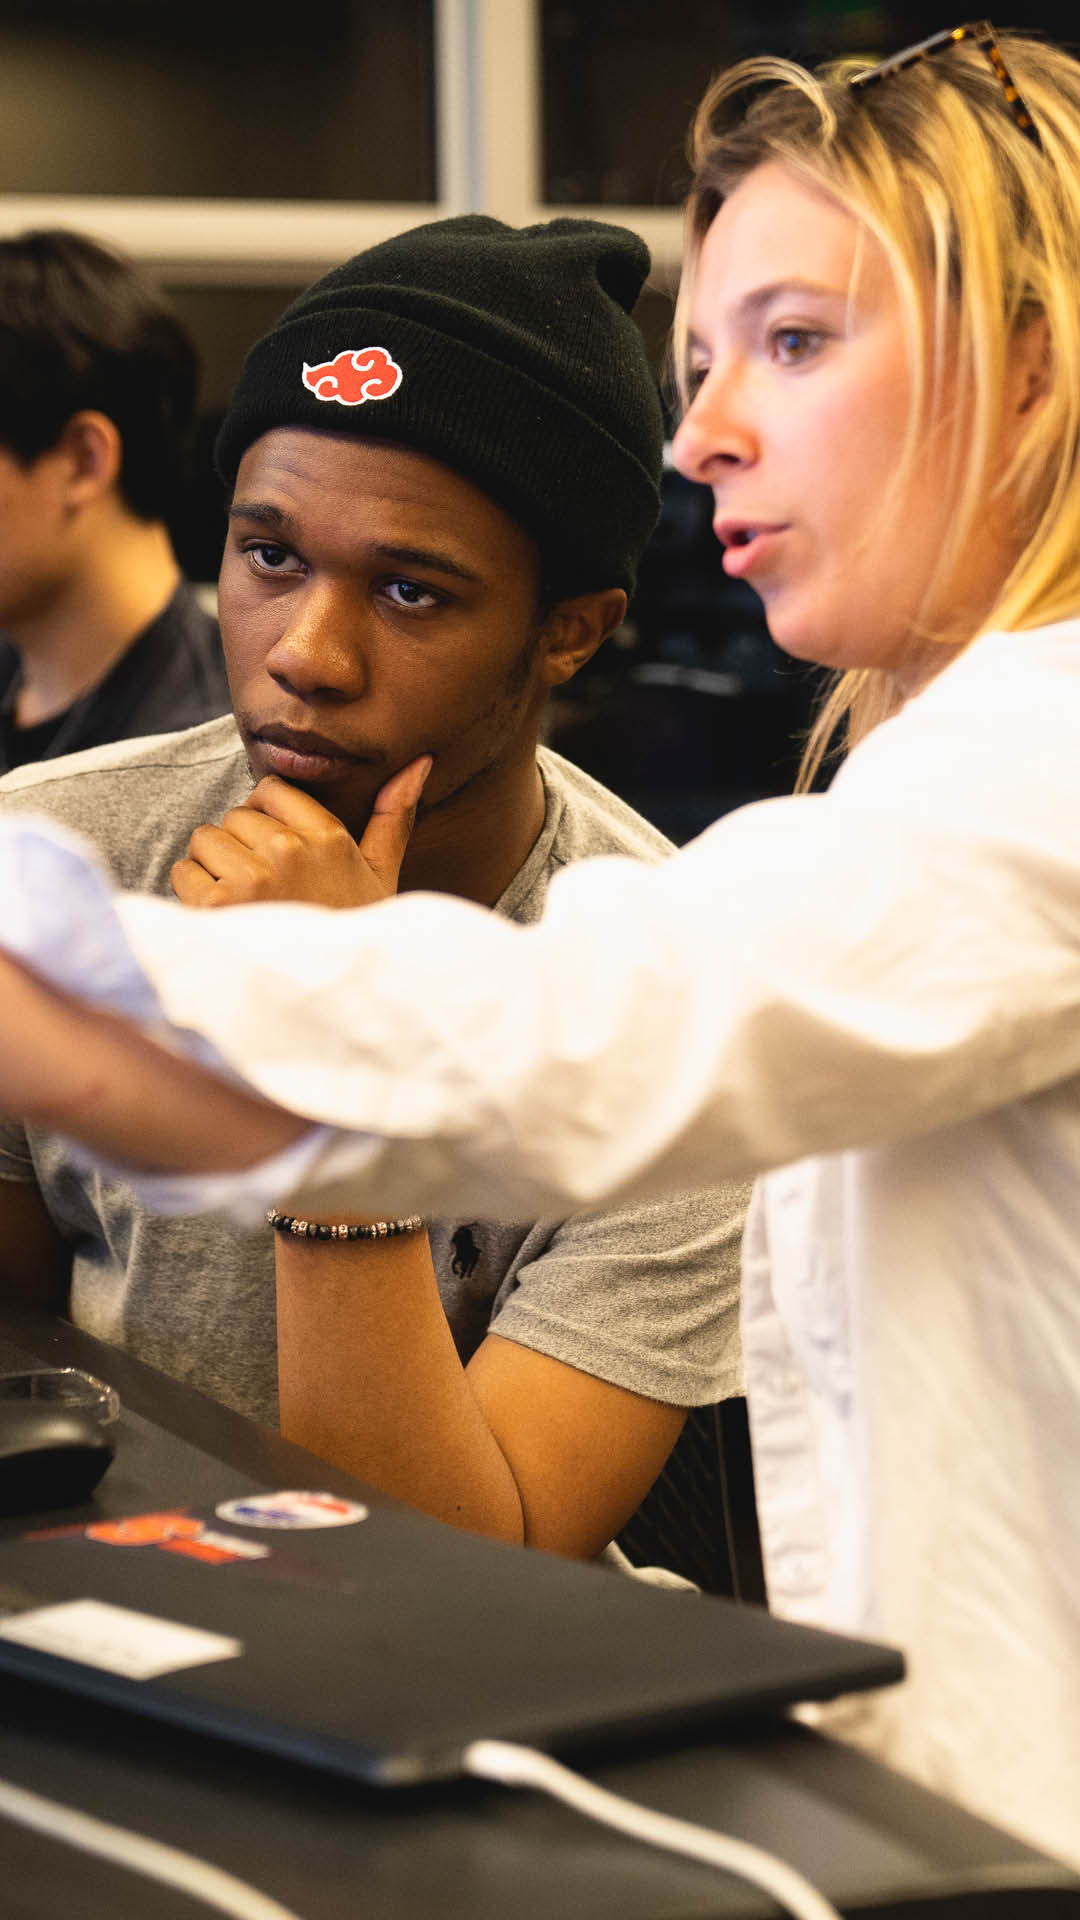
[215,1491,369,1530]
[0,1597,242,1680]
[78,1509,269,1566]
[22,1509,357,1591]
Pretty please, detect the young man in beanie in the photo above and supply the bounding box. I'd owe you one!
[0,229,229,772]
[0,217,746,1559]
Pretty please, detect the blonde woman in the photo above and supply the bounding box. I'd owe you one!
[1,25,1079,1866]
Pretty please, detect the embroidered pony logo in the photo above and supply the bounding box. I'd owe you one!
[450,1226,480,1279]
[301,346,403,407]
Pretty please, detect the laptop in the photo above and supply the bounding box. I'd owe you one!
[0,1398,903,1787]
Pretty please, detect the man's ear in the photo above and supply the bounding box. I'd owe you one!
[56,410,123,508]
[539,588,628,689]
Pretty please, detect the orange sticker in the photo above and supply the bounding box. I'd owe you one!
[86,1510,201,1547]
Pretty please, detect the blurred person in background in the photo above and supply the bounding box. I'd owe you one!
[0,228,228,771]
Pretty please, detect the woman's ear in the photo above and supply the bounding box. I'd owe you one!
[540,588,628,689]
[1011,313,1051,420]
[56,410,123,508]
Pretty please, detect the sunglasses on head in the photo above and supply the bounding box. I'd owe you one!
[849,21,1042,150]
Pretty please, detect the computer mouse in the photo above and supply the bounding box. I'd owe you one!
[0,1401,115,1516]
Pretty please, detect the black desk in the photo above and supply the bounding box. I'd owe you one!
[0,1302,1077,1920]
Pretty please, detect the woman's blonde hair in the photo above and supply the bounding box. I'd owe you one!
[674,32,1080,785]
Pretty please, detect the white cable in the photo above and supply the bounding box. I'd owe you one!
[0,1745,843,1919]
[464,1739,844,1920]
[0,1774,306,1920]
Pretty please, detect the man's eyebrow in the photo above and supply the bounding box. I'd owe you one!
[227,504,482,584]
[367,543,482,585]
[228,500,297,536]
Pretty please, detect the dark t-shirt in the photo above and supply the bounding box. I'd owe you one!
[0,581,229,773]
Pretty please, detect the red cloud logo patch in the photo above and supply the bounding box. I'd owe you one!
[301,346,402,407]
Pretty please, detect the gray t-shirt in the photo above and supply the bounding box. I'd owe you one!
[0,715,746,1422]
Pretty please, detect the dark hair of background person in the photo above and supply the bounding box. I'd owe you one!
[0,228,199,524]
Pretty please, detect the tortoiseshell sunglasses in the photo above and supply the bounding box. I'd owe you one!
[849,21,1042,151]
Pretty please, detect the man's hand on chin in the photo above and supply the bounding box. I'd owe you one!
[170,755,432,910]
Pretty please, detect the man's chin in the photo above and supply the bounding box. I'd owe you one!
[294,772,381,841]
[241,746,377,837]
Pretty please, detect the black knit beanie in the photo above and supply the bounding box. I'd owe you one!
[214,214,663,598]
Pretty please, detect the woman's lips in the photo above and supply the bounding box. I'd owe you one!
[714,520,787,580]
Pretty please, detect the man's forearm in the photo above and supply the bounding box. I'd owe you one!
[274,1225,527,1542]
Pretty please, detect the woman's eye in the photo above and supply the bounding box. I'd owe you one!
[769,326,824,366]
[384,579,441,610]
[685,360,710,401]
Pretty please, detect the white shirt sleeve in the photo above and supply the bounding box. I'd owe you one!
[4,627,1080,1224]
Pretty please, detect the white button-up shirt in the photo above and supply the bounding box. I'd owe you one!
[2,620,1079,1865]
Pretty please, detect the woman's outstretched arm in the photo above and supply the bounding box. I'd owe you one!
[0,949,306,1174]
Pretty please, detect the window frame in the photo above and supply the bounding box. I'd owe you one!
[0,0,683,283]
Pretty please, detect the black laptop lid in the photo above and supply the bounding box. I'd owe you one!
[0,1459,902,1785]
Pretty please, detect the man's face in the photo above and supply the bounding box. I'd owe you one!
[218,429,550,837]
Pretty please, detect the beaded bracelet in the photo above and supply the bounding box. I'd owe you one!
[267,1209,425,1242]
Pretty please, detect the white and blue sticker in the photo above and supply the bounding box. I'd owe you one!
[215,1491,369,1531]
